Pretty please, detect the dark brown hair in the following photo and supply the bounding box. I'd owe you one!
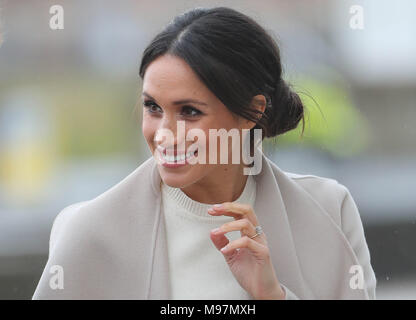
[139,6,305,141]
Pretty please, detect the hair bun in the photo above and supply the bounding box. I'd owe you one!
[263,79,305,138]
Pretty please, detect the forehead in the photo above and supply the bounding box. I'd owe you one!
[142,54,207,98]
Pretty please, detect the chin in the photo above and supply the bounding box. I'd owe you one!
[158,166,200,189]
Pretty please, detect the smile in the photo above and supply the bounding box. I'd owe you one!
[156,145,198,167]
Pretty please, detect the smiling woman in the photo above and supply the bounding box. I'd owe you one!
[140,53,266,194]
[33,6,376,300]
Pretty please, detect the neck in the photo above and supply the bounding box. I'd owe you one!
[180,164,249,205]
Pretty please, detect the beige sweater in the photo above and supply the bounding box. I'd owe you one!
[161,175,256,299]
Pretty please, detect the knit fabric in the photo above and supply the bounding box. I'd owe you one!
[161,175,256,299]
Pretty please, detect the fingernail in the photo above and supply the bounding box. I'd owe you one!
[213,204,223,209]
[211,228,220,234]
[220,245,228,252]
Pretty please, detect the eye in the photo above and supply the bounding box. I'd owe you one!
[181,106,202,117]
[143,100,162,114]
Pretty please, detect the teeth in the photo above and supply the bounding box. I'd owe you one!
[158,148,196,163]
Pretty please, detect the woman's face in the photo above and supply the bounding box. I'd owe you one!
[141,54,252,189]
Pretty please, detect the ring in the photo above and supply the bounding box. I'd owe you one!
[249,225,263,239]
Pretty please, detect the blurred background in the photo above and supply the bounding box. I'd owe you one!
[0,0,415,299]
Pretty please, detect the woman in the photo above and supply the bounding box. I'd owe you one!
[33,7,376,300]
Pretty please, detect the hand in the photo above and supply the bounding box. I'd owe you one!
[208,202,285,300]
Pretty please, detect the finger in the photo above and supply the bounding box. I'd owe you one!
[208,202,259,226]
[209,229,230,252]
[210,231,238,260]
[213,218,264,242]
[221,236,269,260]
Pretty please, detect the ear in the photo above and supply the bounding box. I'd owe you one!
[241,94,267,130]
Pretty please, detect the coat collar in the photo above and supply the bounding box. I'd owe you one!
[144,153,368,299]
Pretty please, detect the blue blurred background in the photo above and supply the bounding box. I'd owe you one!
[0,0,415,299]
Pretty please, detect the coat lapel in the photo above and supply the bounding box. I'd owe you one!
[146,158,171,299]
[253,155,315,298]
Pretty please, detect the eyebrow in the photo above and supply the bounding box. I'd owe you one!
[142,91,208,106]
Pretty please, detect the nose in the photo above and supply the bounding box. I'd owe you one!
[155,116,186,148]
[159,114,176,133]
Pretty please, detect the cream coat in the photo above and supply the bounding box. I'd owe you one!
[33,154,377,299]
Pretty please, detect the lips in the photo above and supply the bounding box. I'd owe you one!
[156,145,198,164]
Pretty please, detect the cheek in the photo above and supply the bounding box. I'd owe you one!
[142,115,157,148]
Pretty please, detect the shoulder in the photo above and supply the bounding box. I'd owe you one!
[267,159,350,202]
[48,157,159,251]
[48,201,90,253]
[266,159,352,227]
[284,171,351,205]
[284,171,345,195]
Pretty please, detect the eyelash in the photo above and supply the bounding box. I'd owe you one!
[143,100,203,118]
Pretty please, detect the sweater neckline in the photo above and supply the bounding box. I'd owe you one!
[161,175,256,220]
